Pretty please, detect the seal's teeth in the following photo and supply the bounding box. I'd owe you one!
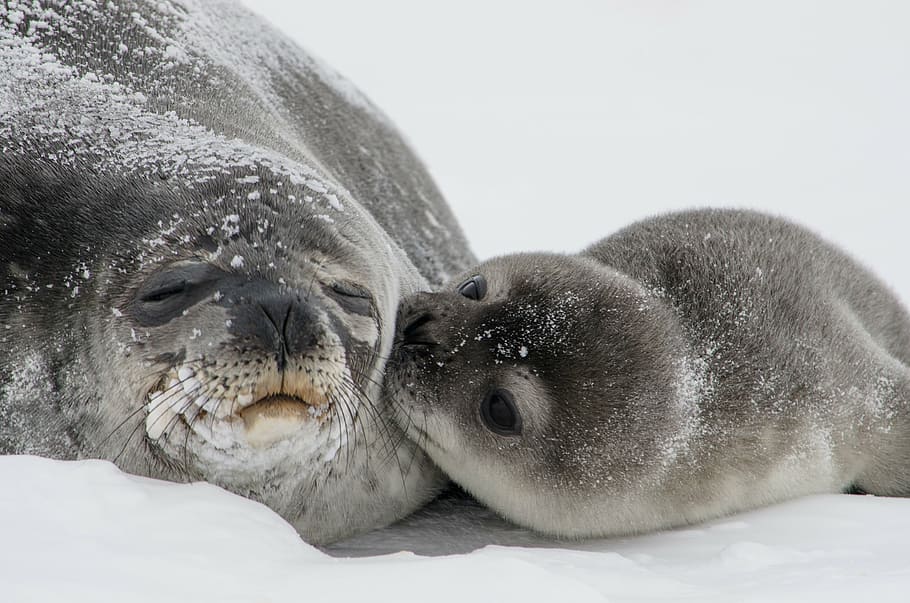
[182,377,202,394]
[168,378,180,390]
[177,366,195,381]
[237,392,254,406]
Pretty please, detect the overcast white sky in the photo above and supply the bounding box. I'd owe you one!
[241,1,910,300]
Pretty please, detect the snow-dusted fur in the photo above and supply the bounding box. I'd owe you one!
[0,0,474,544]
[391,209,910,538]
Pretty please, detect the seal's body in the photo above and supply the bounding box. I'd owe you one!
[391,209,910,538]
[0,0,473,544]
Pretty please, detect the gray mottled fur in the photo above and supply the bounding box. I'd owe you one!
[391,208,910,538]
[1,0,474,544]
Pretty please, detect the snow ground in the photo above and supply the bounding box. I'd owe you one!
[2,456,908,602]
[5,2,910,601]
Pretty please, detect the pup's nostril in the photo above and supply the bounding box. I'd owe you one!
[402,312,437,347]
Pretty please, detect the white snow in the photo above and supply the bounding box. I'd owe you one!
[1,455,908,602]
[325,192,345,212]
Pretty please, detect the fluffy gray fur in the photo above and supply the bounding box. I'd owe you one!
[390,209,910,538]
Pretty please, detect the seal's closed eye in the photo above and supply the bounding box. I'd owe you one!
[326,280,373,316]
[141,280,187,302]
[133,262,225,326]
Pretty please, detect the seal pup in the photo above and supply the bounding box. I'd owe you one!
[390,208,910,538]
[0,0,474,544]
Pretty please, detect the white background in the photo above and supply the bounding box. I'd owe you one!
[4,455,909,602]
[243,0,910,299]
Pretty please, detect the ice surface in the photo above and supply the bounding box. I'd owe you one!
[1,456,908,602]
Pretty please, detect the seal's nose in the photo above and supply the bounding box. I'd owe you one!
[400,311,437,348]
[224,284,321,371]
[256,293,320,371]
[397,292,441,349]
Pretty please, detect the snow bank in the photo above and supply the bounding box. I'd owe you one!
[2,456,908,602]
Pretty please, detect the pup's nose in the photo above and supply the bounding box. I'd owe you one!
[400,310,438,348]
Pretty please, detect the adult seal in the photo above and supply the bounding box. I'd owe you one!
[391,209,910,538]
[0,0,474,544]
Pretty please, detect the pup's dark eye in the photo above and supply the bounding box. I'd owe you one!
[480,388,521,436]
[457,274,487,301]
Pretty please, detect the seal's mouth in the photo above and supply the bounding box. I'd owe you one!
[145,364,334,448]
[239,394,330,447]
[240,394,313,417]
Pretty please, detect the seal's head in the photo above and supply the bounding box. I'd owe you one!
[389,253,705,537]
[0,161,442,544]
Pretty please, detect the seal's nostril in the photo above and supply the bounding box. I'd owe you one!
[232,290,320,371]
[402,312,437,347]
[258,300,292,371]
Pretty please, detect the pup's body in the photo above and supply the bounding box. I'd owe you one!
[390,209,910,538]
